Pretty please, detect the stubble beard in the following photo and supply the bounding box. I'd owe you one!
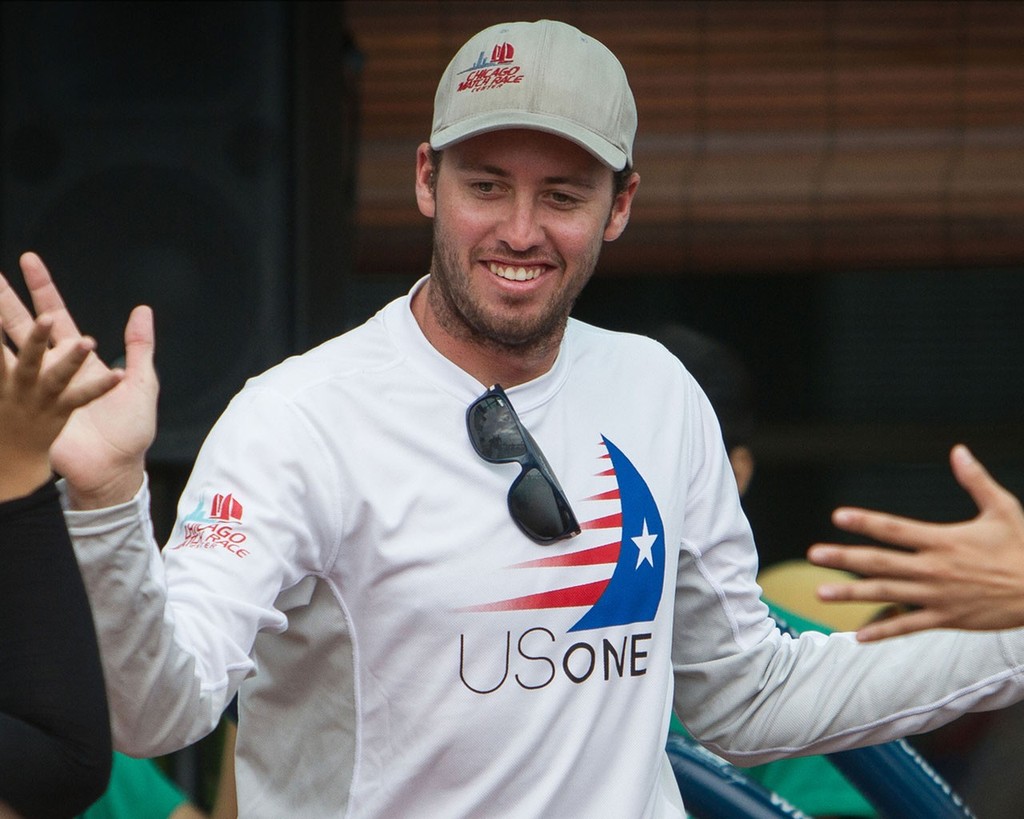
[426,216,602,359]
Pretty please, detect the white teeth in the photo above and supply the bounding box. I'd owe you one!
[489,263,540,281]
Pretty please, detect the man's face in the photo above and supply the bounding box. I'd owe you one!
[415,129,636,355]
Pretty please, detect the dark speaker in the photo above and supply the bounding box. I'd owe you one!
[1,0,360,463]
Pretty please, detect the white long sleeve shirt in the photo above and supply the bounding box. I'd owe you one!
[66,279,1024,818]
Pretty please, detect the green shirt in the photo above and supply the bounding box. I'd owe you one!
[78,753,189,819]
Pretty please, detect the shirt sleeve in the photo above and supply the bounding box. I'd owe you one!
[670,381,1024,766]
[667,487,1024,761]
[65,384,340,757]
[0,480,113,818]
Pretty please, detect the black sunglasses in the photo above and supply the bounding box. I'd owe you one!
[466,384,581,545]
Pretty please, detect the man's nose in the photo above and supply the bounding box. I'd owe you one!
[496,196,545,251]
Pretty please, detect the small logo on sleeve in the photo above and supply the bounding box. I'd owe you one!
[170,491,250,558]
[210,493,243,522]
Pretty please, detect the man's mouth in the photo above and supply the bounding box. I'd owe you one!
[488,262,543,282]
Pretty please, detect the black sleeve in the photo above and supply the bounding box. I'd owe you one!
[0,481,112,818]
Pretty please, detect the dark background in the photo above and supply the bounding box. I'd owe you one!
[4,1,1023,559]
[2,1,1023,813]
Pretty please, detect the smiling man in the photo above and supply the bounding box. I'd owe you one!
[412,128,637,387]
[5,18,1024,819]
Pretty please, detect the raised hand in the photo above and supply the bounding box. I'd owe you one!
[0,313,124,500]
[0,253,158,508]
[808,444,1024,641]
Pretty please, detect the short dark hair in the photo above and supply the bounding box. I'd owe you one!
[647,323,755,452]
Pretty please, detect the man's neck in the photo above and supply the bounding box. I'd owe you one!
[410,281,561,388]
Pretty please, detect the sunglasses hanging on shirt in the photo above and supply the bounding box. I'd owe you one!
[466,384,581,545]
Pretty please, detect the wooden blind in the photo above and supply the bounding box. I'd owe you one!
[344,0,1024,277]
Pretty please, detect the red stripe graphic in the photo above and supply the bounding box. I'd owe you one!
[461,579,610,612]
[511,541,621,568]
[585,488,620,501]
[581,513,622,531]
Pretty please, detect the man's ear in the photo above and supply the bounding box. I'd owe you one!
[603,172,640,242]
[415,142,437,219]
[729,445,755,497]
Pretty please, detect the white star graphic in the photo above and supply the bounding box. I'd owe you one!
[632,519,657,569]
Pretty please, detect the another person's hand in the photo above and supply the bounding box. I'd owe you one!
[0,312,123,501]
[0,253,158,508]
[807,444,1024,641]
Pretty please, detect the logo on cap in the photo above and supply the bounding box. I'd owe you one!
[456,41,524,93]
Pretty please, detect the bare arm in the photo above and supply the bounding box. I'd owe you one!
[170,802,210,818]
[808,444,1024,641]
[208,720,237,819]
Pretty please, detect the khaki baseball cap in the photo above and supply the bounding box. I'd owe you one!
[430,20,637,171]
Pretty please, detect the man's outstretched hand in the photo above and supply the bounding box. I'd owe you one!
[0,252,158,509]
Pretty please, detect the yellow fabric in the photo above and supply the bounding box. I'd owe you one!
[757,559,890,633]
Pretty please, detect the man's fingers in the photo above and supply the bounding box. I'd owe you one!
[0,271,40,347]
[12,315,55,388]
[24,312,56,354]
[1,254,84,347]
[123,305,156,384]
[809,543,919,579]
[61,367,125,408]
[828,506,942,552]
[40,337,98,397]
[0,319,13,378]
[949,444,1018,518]
[814,574,926,605]
[124,303,154,345]
[3,310,121,410]
[854,609,943,643]
[19,252,84,342]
